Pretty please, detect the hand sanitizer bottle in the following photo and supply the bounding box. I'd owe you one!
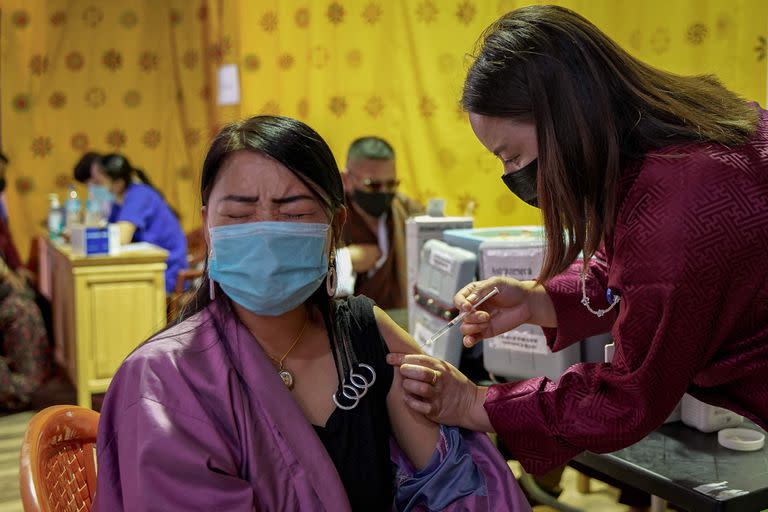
[48,194,63,239]
[65,185,81,228]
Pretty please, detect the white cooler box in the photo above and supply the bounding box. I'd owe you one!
[411,239,477,368]
[405,216,473,336]
[478,234,580,381]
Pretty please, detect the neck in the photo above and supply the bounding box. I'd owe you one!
[232,301,309,356]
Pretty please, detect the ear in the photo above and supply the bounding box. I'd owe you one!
[332,206,347,246]
[341,168,352,194]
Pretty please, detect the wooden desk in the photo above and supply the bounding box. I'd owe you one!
[39,236,168,407]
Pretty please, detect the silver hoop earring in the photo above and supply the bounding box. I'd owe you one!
[209,278,216,301]
[326,256,337,297]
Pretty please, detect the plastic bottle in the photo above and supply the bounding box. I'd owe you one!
[85,185,103,227]
[48,194,63,239]
[65,185,81,228]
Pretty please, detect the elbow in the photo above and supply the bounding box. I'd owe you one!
[587,397,673,454]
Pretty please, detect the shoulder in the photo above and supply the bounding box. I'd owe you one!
[394,194,424,216]
[336,295,421,355]
[126,183,161,202]
[614,137,768,283]
[373,305,422,355]
[638,109,768,191]
[621,137,765,229]
[105,310,224,412]
[643,143,757,181]
[98,307,238,450]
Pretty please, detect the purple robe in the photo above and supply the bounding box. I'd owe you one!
[95,300,529,511]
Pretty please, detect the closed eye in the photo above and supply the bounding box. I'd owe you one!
[502,155,520,165]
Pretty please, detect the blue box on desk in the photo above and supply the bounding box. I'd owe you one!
[70,226,110,256]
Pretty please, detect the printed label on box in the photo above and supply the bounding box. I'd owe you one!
[481,247,542,280]
[487,327,549,355]
[428,248,455,274]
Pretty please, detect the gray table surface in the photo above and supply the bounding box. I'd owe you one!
[571,421,768,512]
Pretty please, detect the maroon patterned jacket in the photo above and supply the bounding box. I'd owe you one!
[485,108,768,474]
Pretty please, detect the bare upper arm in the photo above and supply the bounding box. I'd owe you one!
[374,306,439,469]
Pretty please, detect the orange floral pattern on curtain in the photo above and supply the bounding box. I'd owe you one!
[2,0,766,257]
[232,0,768,229]
[1,0,232,256]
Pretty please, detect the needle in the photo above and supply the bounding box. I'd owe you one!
[424,287,499,346]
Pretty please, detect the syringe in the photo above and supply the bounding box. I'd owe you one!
[423,287,500,346]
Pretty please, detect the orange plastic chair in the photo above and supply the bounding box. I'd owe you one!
[19,405,100,512]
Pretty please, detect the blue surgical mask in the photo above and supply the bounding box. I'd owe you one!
[89,184,114,204]
[208,221,330,316]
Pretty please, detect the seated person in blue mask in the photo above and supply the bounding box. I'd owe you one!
[100,154,187,294]
[73,152,115,220]
[94,116,529,512]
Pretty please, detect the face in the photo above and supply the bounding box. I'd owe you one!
[345,158,399,195]
[89,163,109,187]
[203,150,345,243]
[469,113,538,175]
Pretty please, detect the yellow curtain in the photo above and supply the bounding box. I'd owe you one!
[233,0,767,227]
[0,0,214,257]
[2,0,766,258]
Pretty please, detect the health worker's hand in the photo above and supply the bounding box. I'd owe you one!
[454,276,557,347]
[385,353,493,432]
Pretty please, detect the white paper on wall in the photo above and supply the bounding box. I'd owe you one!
[217,64,241,105]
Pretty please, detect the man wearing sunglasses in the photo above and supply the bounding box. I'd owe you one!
[336,137,423,309]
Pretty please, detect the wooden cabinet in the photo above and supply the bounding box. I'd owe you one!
[40,237,168,407]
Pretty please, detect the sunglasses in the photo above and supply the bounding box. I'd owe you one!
[353,176,401,192]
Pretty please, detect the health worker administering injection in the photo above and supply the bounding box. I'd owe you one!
[387,5,768,475]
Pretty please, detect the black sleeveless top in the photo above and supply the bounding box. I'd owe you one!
[313,296,395,511]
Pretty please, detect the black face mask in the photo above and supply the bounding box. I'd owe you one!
[0,177,6,194]
[353,189,395,217]
[501,158,538,207]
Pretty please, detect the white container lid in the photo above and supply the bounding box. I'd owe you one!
[717,428,765,451]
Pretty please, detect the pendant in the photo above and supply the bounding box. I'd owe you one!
[279,369,294,389]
